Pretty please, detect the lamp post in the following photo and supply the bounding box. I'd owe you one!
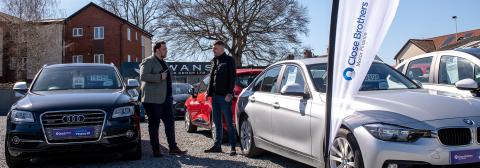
[452,16,458,41]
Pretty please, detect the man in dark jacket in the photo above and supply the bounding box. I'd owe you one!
[204,40,237,156]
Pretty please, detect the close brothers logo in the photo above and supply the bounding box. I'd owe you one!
[342,1,369,81]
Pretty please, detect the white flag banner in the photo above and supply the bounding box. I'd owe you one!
[328,0,399,153]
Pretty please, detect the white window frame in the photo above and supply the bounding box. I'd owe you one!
[94,26,104,40]
[135,57,138,62]
[127,54,131,62]
[73,28,83,37]
[94,54,104,64]
[73,55,83,63]
[127,28,131,41]
[135,32,138,40]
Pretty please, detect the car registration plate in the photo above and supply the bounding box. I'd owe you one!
[450,149,480,164]
[51,127,96,139]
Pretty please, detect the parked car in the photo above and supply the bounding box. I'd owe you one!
[184,69,263,141]
[172,83,193,118]
[396,48,480,96]
[5,64,142,168]
[236,57,480,168]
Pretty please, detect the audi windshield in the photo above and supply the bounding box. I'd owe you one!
[308,62,419,91]
[31,66,123,91]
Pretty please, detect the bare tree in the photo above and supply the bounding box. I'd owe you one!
[1,0,59,81]
[157,0,309,66]
[98,0,162,36]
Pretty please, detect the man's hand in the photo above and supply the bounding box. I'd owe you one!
[225,94,232,102]
[161,72,167,80]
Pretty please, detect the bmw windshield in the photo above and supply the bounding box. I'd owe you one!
[31,66,123,91]
[308,62,419,91]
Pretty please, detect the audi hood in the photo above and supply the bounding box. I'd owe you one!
[12,89,132,113]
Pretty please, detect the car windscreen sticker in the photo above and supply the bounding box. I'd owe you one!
[446,57,459,83]
[286,68,298,85]
[90,74,109,82]
[364,74,380,81]
[103,79,113,87]
[73,76,84,88]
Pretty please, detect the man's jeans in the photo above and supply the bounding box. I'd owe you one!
[212,95,236,148]
[143,98,177,150]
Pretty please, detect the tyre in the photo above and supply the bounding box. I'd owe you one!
[328,128,364,168]
[185,112,197,133]
[122,137,142,161]
[211,121,227,143]
[239,117,263,157]
[5,140,30,168]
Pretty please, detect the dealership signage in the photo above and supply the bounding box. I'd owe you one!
[120,62,211,78]
[168,62,211,76]
[325,0,399,159]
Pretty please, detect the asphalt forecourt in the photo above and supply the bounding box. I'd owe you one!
[0,118,310,168]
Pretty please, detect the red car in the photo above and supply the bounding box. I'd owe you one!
[184,69,263,140]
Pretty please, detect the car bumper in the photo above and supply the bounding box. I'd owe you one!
[354,126,480,168]
[6,119,140,158]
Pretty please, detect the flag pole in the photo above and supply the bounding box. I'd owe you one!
[324,0,340,167]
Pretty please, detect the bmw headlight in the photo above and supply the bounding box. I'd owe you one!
[11,110,34,123]
[363,123,432,142]
[113,106,134,118]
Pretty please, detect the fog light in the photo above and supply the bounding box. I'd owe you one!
[11,136,20,145]
[126,130,135,138]
[387,164,398,168]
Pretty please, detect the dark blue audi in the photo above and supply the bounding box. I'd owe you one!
[5,64,142,168]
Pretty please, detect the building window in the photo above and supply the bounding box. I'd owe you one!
[73,28,83,37]
[9,57,17,70]
[135,57,138,62]
[135,32,138,40]
[94,27,104,40]
[127,28,131,41]
[73,55,83,63]
[128,55,131,62]
[94,54,104,64]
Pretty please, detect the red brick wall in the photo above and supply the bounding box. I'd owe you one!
[65,5,150,68]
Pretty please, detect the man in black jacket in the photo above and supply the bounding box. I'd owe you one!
[204,40,237,156]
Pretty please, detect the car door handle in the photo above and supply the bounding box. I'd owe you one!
[272,102,280,109]
[249,96,256,102]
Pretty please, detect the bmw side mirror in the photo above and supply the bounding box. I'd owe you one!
[280,84,310,99]
[455,78,478,90]
[126,79,140,89]
[13,82,28,97]
[413,80,423,88]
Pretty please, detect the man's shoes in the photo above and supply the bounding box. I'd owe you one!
[169,147,188,155]
[230,148,237,156]
[204,146,222,153]
[153,149,163,157]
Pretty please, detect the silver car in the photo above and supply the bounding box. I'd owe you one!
[235,57,480,168]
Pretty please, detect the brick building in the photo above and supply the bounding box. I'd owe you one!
[64,2,153,66]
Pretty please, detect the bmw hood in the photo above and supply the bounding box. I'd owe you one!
[13,89,131,112]
[349,89,480,126]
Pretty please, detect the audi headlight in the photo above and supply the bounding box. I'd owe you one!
[113,106,134,118]
[11,110,34,123]
[363,123,432,142]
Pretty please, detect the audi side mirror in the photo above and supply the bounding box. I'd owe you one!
[126,79,140,89]
[13,82,28,98]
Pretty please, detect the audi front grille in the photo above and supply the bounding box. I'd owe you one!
[40,110,106,144]
[437,128,471,146]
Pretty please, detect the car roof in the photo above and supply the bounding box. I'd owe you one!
[457,48,480,58]
[44,63,116,69]
[274,57,383,66]
[237,68,263,75]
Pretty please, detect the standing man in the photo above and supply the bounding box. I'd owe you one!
[204,40,237,156]
[140,41,187,157]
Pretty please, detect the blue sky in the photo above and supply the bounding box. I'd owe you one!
[58,0,480,64]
